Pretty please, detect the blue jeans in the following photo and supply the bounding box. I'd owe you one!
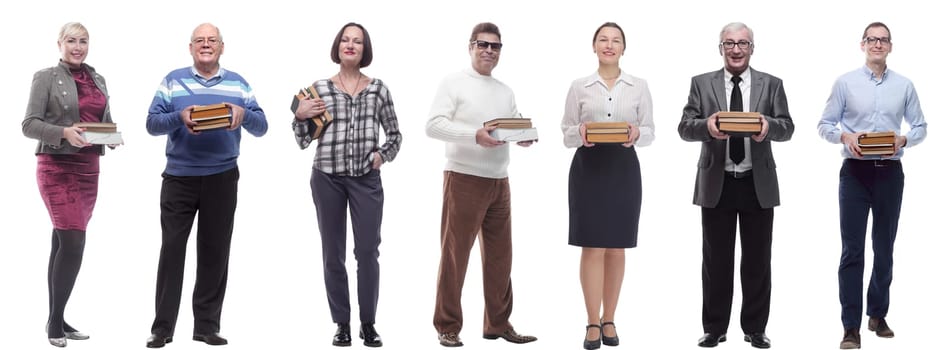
[837,159,904,329]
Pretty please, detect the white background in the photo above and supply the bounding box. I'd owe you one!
[1,1,944,349]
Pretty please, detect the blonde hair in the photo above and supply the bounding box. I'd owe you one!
[59,22,88,42]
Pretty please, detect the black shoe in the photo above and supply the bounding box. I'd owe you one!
[146,334,173,348]
[359,323,382,347]
[333,323,352,347]
[744,333,771,349]
[192,333,228,346]
[600,320,619,346]
[698,333,726,348]
[584,324,601,350]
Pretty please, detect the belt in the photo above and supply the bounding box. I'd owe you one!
[845,158,900,168]
[727,170,753,179]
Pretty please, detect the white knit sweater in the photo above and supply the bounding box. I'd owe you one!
[425,67,519,179]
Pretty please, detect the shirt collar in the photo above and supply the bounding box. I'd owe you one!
[583,70,633,88]
[860,64,888,82]
[724,68,751,85]
[190,66,226,84]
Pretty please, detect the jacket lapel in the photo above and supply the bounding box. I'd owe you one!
[750,68,764,113]
[711,70,726,111]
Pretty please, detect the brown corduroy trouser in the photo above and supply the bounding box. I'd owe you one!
[433,171,514,335]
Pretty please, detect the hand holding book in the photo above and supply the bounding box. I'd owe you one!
[290,85,333,139]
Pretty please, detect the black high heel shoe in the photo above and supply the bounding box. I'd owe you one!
[584,324,601,350]
[601,320,619,346]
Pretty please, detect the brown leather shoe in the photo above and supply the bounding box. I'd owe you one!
[868,317,894,338]
[438,332,463,347]
[839,328,860,349]
[483,328,538,344]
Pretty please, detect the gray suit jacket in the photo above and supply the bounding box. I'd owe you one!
[677,68,794,209]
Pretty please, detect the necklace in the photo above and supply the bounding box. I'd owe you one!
[337,73,364,96]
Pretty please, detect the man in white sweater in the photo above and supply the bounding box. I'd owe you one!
[425,22,536,348]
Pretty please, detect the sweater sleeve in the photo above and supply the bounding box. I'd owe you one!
[425,78,477,144]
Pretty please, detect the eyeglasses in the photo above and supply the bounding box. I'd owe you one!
[863,36,891,45]
[192,37,221,46]
[721,41,752,50]
[471,40,503,51]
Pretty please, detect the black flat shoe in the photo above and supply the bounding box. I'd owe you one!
[584,324,601,350]
[193,333,228,346]
[698,333,726,348]
[333,323,352,347]
[600,320,619,346]
[146,334,173,348]
[359,323,382,347]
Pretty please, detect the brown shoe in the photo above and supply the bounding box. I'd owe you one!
[868,317,894,338]
[839,328,860,349]
[438,332,463,347]
[483,328,538,344]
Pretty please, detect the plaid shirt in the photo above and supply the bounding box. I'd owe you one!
[293,78,402,176]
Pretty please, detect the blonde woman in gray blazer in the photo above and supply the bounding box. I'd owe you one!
[22,22,115,348]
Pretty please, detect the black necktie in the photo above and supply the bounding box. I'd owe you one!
[729,75,744,165]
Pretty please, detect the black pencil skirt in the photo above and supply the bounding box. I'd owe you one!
[567,144,642,248]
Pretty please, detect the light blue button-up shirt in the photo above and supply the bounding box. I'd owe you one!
[817,65,927,159]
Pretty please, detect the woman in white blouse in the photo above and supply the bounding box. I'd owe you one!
[560,22,654,350]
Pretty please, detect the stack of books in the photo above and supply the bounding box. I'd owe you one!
[291,85,334,139]
[585,122,629,143]
[717,111,762,136]
[75,122,124,145]
[191,103,232,131]
[858,131,896,156]
[484,117,538,142]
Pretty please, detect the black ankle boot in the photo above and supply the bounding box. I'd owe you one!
[333,323,351,346]
[360,323,382,347]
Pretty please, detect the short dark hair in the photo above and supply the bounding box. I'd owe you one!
[469,22,501,43]
[593,22,626,47]
[863,21,891,40]
[331,22,373,68]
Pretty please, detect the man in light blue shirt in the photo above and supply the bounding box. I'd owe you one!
[817,22,927,350]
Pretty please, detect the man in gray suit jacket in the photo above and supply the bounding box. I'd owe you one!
[678,22,794,349]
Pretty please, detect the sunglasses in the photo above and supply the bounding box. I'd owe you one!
[471,40,503,51]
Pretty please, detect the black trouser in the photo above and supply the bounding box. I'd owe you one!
[701,173,773,335]
[151,167,239,336]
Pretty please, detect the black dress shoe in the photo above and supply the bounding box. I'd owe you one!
[146,334,173,348]
[193,333,228,346]
[743,333,771,349]
[359,323,382,347]
[333,323,352,347]
[698,333,726,348]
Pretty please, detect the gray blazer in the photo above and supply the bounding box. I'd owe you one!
[22,61,112,155]
[677,68,794,209]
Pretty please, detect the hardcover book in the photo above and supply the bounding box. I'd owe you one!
[191,103,232,131]
[858,131,896,156]
[716,111,762,136]
[484,117,537,141]
[585,122,629,143]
